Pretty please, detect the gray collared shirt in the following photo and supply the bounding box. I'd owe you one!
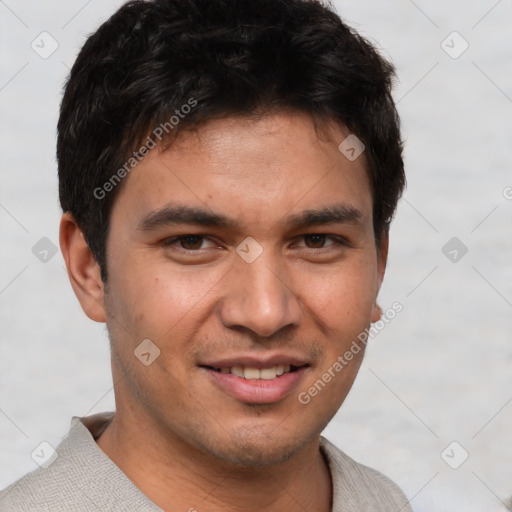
[0,412,412,511]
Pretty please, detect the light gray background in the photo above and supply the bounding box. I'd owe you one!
[1,1,511,511]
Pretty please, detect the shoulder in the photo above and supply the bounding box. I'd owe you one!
[320,436,412,512]
[0,459,75,512]
[0,414,161,512]
[0,416,101,511]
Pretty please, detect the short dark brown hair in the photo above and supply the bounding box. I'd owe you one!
[58,0,405,281]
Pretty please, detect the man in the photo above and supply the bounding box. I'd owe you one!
[0,0,411,510]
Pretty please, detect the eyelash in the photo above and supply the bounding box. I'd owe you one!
[162,234,347,252]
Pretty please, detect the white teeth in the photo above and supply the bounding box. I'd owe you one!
[214,364,297,379]
[231,366,245,378]
[260,367,278,380]
[244,367,260,380]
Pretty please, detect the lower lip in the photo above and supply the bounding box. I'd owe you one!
[202,367,308,404]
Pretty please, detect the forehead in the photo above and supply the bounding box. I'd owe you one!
[110,112,373,232]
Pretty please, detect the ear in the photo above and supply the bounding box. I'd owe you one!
[371,230,389,323]
[59,212,106,323]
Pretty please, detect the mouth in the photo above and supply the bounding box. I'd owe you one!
[200,361,310,404]
[201,364,305,380]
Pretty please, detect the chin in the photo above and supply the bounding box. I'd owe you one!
[199,429,309,468]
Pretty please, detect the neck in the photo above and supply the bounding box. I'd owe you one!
[96,407,332,512]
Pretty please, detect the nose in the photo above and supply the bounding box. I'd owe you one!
[219,255,303,338]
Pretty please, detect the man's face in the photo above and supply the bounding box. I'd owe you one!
[103,112,386,467]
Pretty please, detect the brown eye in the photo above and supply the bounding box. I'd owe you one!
[179,235,204,250]
[304,234,327,248]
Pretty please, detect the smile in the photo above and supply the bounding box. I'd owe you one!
[205,364,300,380]
[201,364,309,404]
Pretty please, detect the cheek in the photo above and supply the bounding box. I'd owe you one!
[301,259,378,333]
[111,259,226,340]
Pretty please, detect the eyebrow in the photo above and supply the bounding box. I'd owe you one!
[284,204,364,230]
[138,204,236,231]
[137,202,364,232]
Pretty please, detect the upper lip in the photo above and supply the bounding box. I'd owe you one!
[200,353,310,369]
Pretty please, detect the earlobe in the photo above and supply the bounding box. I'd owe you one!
[371,303,382,323]
[59,213,106,323]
